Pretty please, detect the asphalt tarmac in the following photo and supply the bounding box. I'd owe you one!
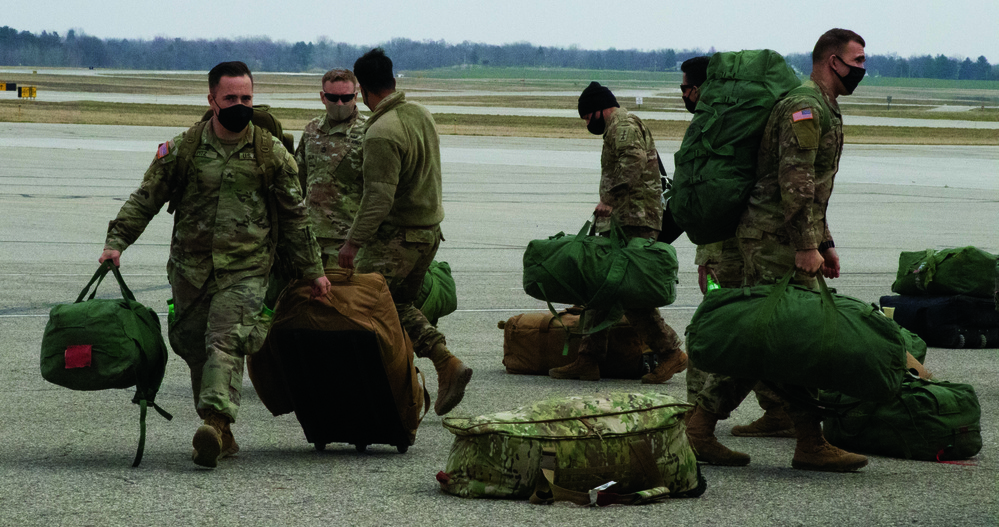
[1,125,997,526]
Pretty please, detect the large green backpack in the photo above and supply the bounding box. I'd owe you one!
[891,246,999,298]
[40,261,173,467]
[668,50,802,245]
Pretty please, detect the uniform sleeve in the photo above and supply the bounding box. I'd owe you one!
[347,135,399,246]
[776,102,823,251]
[294,133,308,195]
[104,140,177,252]
[600,122,647,209]
[694,242,723,266]
[271,149,324,280]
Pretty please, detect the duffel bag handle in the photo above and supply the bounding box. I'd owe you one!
[751,271,838,361]
[76,260,138,304]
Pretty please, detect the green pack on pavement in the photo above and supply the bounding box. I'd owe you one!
[686,273,912,402]
[668,49,803,245]
[820,375,982,461]
[891,246,999,298]
[523,219,678,333]
[40,260,173,467]
[437,392,705,505]
[415,260,458,326]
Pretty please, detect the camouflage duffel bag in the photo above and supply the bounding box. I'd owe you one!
[436,393,705,505]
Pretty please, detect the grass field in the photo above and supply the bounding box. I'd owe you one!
[1,67,997,144]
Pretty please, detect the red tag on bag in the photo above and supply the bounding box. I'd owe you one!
[65,345,92,368]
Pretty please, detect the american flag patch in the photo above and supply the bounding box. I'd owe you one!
[155,142,170,159]
[792,109,813,122]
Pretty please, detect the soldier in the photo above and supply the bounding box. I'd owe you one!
[549,82,688,383]
[296,68,367,267]
[338,48,472,416]
[100,61,331,468]
[736,29,868,472]
[680,56,795,467]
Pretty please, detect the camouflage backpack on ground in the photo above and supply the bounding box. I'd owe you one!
[437,392,705,505]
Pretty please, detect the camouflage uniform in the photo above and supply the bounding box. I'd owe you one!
[581,108,683,360]
[348,91,447,358]
[294,109,367,268]
[105,123,324,421]
[736,79,843,418]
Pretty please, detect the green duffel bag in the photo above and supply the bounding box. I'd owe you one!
[820,375,982,461]
[40,260,172,467]
[437,392,705,505]
[668,49,804,245]
[892,246,998,298]
[416,260,458,326]
[523,220,678,313]
[687,273,911,402]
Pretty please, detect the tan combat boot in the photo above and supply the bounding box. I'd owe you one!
[731,407,796,438]
[548,354,600,381]
[685,405,751,466]
[192,411,229,468]
[640,350,688,384]
[791,416,868,472]
[219,421,240,459]
[430,343,473,416]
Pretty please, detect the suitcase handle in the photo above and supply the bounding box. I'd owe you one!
[76,260,138,304]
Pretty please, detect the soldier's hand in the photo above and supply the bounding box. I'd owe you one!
[594,201,613,218]
[697,265,709,295]
[311,276,332,299]
[99,248,121,267]
[794,249,824,275]
[820,247,841,279]
[338,240,359,269]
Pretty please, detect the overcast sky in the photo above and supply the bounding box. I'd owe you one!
[6,0,998,62]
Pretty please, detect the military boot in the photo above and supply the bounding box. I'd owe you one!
[685,405,751,466]
[791,416,868,472]
[640,350,688,384]
[430,343,473,416]
[731,407,796,438]
[548,354,600,381]
[192,411,229,468]
[219,421,240,459]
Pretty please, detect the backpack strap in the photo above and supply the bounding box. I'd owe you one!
[167,120,208,214]
[253,127,282,246]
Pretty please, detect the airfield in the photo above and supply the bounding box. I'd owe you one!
[0,70,997,525]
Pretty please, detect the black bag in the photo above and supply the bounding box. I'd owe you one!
[40,261,173,467]
[880,295,999,348]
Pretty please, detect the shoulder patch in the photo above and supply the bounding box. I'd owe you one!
[792,108,814,123]
[155,141,172,160]
[791,117,820,150]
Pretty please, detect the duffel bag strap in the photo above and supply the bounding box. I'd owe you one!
[78,260,139,304]
[750,272,839,362]
[415,367,431,425]
[131,398,173,468]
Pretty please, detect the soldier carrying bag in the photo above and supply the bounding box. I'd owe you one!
[40,260,173,467]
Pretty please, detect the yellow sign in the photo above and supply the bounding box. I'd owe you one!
[0,82,6,91]
[18,86,37,98]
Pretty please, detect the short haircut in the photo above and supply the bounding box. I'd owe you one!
[681,56,711,87]
[812,29,865,64]
[353,48,395,93]
[321,68,358,89]
[209,61,253,93]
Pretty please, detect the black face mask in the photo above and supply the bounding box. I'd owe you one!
[216,104,254,133]
[833,56,866,95]
[682,94,697,114]
[586,112,606,135]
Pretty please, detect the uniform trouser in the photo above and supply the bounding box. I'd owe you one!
[578,226,683,360]
[355,224,445,359]
[737,231,821,423]
[688,237,786,416]
[168,272,268,422]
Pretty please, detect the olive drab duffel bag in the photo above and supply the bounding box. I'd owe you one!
[891,246,999,298]
[820,375,982,461]
[415,260,458,326]
[686,273,914,402]
[40,260,173,467]
[436,392,705,505]
[523,219,678,331]
[499,308,648,379]
[667,49,803,245]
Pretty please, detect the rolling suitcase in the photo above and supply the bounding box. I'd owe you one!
[248,269,428,453]
[880,294,999,349]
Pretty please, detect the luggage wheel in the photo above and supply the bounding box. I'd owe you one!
[397,445,409,454]
[355,444,367,453]
[315,443,326,451]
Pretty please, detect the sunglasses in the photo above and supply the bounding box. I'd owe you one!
[323,92,356,103]
[680,84,693,93]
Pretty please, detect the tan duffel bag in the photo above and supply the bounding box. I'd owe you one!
[499,307,648,379]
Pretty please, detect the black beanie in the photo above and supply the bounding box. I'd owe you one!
[578,81,619,117]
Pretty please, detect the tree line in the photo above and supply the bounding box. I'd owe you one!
[1,26,996,81]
